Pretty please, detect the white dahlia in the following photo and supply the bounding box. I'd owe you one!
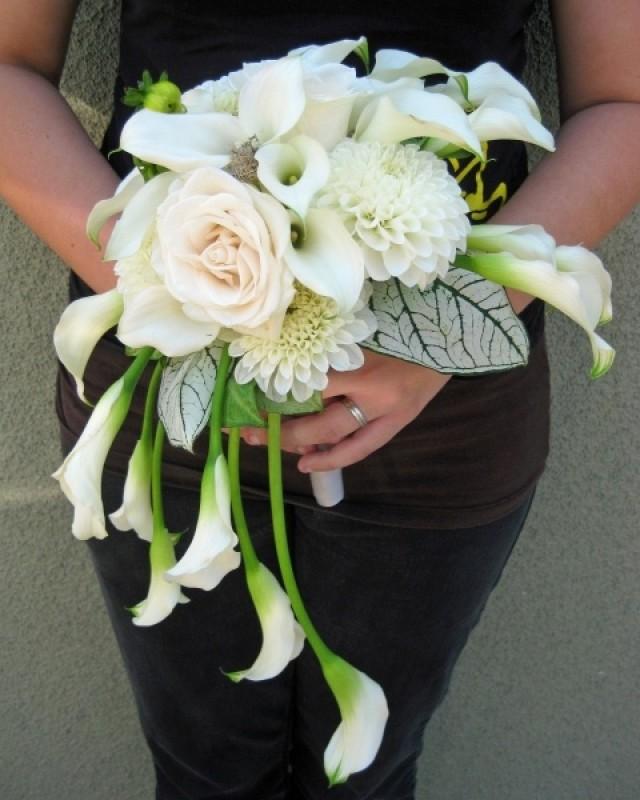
[229,285,377,403]
[317,141,470,288]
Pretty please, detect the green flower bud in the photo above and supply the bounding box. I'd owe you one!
[144,80,184,113]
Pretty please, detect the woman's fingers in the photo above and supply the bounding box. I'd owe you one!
[297,415,399,472]
[243,398,365,453]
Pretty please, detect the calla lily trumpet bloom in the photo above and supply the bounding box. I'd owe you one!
[321,655,389,786]
[53,289,123,403]
[131,523,189,627]
[225,563,304,682]
[165,455,240,590]
[461,224,614,377]
[354,91,482,156]
[284,208,365,312]
[53,350,152,539]
[109,436,154,542]
[256,135,330,219]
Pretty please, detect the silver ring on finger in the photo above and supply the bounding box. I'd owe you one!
[340,397,368,429]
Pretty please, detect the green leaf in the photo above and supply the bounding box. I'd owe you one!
[257,389,324,416]
[365,270,529,374]
[157,344,222,452]
[223,378,266,428]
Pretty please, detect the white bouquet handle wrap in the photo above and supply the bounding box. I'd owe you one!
[310,468,344,507]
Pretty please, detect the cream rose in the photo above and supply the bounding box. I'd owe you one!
[116,167,294,357]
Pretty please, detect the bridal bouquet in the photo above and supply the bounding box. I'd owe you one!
[53,38,613,785]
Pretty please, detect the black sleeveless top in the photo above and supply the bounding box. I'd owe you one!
[58,0,550,529]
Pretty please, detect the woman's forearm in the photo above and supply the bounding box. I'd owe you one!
[493,102,640,312]
[0,64,119,293]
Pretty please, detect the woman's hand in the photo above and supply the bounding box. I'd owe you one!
[242,351,451,472]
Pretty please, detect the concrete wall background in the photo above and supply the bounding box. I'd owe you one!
[1,1,638,798]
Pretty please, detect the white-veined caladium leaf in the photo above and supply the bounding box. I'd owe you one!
[364,269,529,373]
[158,344,222,451]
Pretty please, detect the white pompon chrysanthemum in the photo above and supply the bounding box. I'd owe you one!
[229,284,377,403]
[318,141,470,288]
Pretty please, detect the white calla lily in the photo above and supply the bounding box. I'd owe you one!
[465,224,557,261]
[439,61,542,119]
[87,169,143,248]
[321,655,389,786]
[105,171,177,261]
[118,285,220,357]
[463,225,614,377]
[467,92,555,151]
[225,563,304,682]
[238,57,306,144]
[53,289,123,403]
[289,37,367,67]
[120,109,243,173]
[355,92,482,156]
[256,135,330,219]
[131,523,189,627]
[284,208,365,312]
[53,351,151,540]
[109,436,153,542]
[370,48,448,81]
[165,455,240,590]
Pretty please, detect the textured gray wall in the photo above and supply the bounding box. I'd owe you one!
[1,2,638,798]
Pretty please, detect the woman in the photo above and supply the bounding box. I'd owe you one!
[1,1,639,798]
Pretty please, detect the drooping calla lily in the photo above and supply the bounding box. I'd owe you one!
[53,289,123,403]
[120,58,307,175]
[256,135,330,219]
[108,358,163,543]
[130,523,190,627]
[165,454,241,590]
[460,224,614,377]
[225,563,305,682]
[321,654,389,786]
[52,349,154,540]
[354,92,482,156]
[109,436,153,542]
[284,208,365,312]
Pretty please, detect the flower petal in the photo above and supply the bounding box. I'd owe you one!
[370,48,448,81]
[225,563,305,682]
[355,92,482,155]
[54,289,123,403]
[239,57,306,143]
[294,95,356,150]
[322,656,389,785]
[120,108,243,172]
[467,92,555,151]
[256,135,330,219]
[52,379,126,540]
[284,208,365,312]
[86,169,143,248]
[104,171,176,261]
[289,37,367,66]
[466,224,557,262]
[165,456,240,590]
[131,524,190,627]
[118,285,220,357]
[109,437,153,542]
